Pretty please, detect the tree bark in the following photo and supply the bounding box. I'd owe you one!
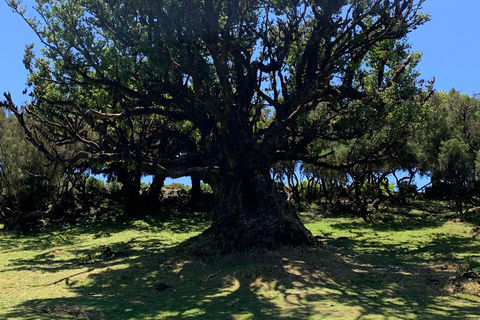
[205,163,315,252]
[146,175,165,208]
[116,168,142,216]
[190,176,202,200]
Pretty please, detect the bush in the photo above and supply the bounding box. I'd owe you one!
[164,182,191,191]
[85,176,105,192]
[397,182,417,197]
[106,180,123,194]
[456,259,480,278]
[200,182,213,193]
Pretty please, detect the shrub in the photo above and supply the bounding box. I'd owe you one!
[106,180,123,194]
[85,176,105,192]
[164,182,191,191]
[456,259,480,278]
[200,182,213,193]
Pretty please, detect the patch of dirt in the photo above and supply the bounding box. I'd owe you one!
[446,278,480,295]
[27,304,104,319]
[469,226,480,235]
[424,262,480,295]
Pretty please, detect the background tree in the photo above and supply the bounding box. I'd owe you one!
[419,89,480,220]
[3,0,430,251]
[0,108,65,230]
[437,138,475,220]
[301,163,350,206]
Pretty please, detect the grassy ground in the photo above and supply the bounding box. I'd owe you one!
[1,201,479,319]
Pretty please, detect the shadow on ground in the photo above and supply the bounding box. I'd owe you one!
[2,210,480,319]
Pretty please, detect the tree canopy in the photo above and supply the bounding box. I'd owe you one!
[3,0,431,251]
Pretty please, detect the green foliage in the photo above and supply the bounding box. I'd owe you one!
[456,259,480,278]
[418,90,480,219]
[164,182,191,191]
[200,182,213,193]
[286,34,431,217]
[437,138,475,192]
[397,181,417,196]
[85,176,105,192]
[105,179,122,195]
[0,109,65,230]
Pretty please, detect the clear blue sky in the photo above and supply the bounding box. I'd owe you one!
[1,0,479,186]
[407,1,480,96]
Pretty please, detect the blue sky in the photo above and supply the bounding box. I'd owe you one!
[407,1,480,96]
[1,0,479,186]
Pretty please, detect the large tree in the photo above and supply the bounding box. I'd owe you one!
[3,0,430,250]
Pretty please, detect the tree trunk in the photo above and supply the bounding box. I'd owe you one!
[117,168,142,216]
[353,179,368,221]
[205,164,315,252]
[146,175,165,208]
[190,176,202,200]
[455,197,465,221]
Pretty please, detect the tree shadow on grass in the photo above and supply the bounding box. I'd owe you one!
[3,226,480,319]
[331,209,447,233]
[0,209,213,250]
[67,209,214,237]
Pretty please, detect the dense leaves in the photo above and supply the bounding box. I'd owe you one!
[0,110,63,230]
[418,90,480,220]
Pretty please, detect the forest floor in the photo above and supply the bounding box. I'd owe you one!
[1,200,480,319]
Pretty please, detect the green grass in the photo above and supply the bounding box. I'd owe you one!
[1,202,480,319]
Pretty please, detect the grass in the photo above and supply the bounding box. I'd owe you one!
[1,201,479,319]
